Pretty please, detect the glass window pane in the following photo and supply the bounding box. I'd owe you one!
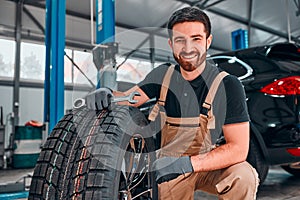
[117,57,155,84]
[0,38,15,78]
[212,58,247,78]
[73,50,96,86]
[21,42,45,80]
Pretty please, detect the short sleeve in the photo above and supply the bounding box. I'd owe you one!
[223,75,250,124]
[138,64,170,99]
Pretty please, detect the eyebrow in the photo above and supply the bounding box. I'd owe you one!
[191,34,203,38]
[173,36,185,40]
[174,34,203,40]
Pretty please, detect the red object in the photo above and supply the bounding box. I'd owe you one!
[260,76,300,95]
[286,147,300,156]
[25,120,43,127]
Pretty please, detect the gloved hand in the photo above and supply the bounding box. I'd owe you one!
[85,87,113,110]
[152,156,194,184]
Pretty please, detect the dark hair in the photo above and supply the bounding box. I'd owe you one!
[167,7,211,39]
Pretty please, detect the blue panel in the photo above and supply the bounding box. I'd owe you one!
[231,29,248,50]
[0,191,29,199]
[49,0,58,132]
[56,0,66,123]
[45,0,65,132]
[96,0,115,44]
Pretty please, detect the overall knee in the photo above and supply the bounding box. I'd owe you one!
[240,162,259,187]
[216,162,259,198]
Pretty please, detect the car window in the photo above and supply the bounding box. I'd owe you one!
[208,56,251,79]
[277,60,300,72]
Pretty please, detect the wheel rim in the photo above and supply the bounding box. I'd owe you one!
[119,134,152,200]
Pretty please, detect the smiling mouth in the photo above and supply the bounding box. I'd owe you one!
[180,53,198,60]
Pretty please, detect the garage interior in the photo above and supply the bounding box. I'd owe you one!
[0,0,300,199]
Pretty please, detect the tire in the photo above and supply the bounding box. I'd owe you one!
[29,105,156,199]
[281,162,300,177]
[246,138,269,184]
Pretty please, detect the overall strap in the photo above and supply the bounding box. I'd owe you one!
[148,65,175,121]
[158,65,175,106]
[202,71,229,129]
[203,71,229,107]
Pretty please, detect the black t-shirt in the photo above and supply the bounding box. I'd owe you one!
[138,62,249,137]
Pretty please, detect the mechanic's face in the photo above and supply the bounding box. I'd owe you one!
[169,21,212,71]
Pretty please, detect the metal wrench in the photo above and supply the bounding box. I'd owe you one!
[112,91,140,104]
[73,91,140,109]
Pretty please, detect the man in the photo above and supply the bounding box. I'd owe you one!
[87,6,259,200]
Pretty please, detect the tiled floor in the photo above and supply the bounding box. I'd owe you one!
[0,166,299,199]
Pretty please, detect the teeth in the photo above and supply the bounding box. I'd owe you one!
[182,54,196,59]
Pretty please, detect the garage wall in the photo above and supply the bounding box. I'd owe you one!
[0,85,87,125]
[0,84,87,148]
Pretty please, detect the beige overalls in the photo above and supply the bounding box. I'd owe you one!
[149,65,259,200]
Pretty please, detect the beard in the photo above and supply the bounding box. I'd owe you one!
[173,45,208,72]
[173,51,207,72]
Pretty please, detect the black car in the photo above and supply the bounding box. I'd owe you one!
[208,42,300,183]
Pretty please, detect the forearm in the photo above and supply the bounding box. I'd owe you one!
[191,122,250,172]
[191,142,248,172]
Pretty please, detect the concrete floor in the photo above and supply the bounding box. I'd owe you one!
[195,166,300,199]
[0,166,299,199]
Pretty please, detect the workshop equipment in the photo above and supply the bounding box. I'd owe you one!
[12,126,42,168]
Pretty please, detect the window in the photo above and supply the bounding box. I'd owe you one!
[21,42,45,80]
[0,38,160,86]
[117,57,153,84]
[73,50,96,86]
[0,38,15,78]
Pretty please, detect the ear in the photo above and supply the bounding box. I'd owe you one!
[168,38,173,49]
[206,34,213,50]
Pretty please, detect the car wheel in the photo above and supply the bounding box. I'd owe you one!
[281,162,300,177]
[29,105,157,199]
[246,138,269,184]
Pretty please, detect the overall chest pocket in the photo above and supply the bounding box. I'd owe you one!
[159,120,212,157]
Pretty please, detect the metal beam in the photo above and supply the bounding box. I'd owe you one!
[295,0,300,16]
[286,0,292,42]
[14,0,300,44]
[23,5,45,34]
[177,0,300,43]
[12,0,23,128]
[192,0,226,9]
[0,29,94,51]
[17,0,228,52]
[0,79,91,91]
[247,0,253,46]
[206,7,300,43]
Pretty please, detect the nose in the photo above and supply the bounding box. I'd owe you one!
[183,40,194,53]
